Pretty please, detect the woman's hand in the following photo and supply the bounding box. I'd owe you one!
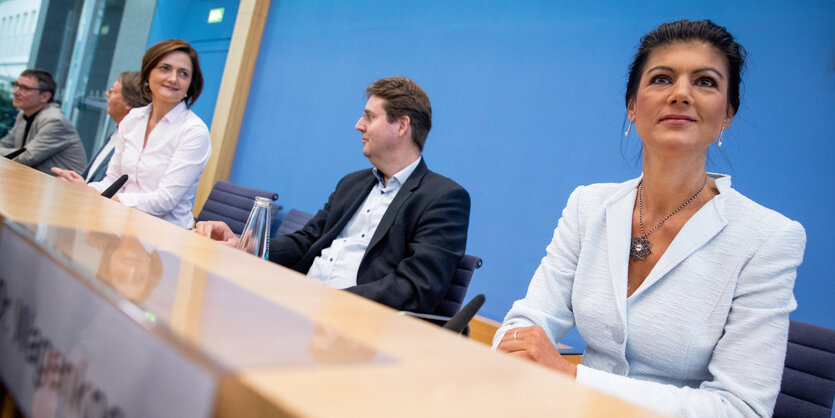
[194,221,240,247]
[51,167,88,187]
[497,325,577,378]
[51,167,105,195]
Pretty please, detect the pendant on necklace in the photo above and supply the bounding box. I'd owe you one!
[630,235,652,261]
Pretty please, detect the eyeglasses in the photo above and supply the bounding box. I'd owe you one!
[10,81,44,93]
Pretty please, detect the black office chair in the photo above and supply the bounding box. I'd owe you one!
[773,320,835,418]
[399,255,483,335]
[276,209,315,235]
[196,180,282,236]
[432,254,482,318]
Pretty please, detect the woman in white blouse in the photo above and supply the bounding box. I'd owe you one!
[494,20,805,417]
[54,39,211,229]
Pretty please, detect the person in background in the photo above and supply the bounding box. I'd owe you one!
[0,69,87,174]
[81,71,150,183]
[493,19,805,417]
[196,76,470,313]
[53,39,211,229]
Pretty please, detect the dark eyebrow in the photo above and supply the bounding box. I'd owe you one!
[646,65,674,74]
[693,67,725,79]
[158,60,191,73]
[647,65,725,80]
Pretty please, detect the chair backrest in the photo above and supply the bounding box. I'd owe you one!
[430,254,482,318]
[773,320,835,418]
[196,180,281,236]
[276,209,315,236]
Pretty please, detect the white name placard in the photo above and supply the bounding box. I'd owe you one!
[0,223,217,417]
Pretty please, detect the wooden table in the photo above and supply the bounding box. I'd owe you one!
[0,158,657,417]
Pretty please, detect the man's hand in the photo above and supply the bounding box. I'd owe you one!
[194,221,240,247]
[497,325,577,378]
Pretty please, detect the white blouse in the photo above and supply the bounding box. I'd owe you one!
[90,102,211,229]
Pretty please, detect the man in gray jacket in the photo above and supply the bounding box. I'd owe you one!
[0,69,86,174]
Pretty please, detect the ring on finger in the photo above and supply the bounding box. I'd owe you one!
[513,330,518,340]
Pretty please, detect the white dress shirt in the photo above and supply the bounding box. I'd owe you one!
[89,102,211,229]
[307,157,422,289]
[494,174,805,417]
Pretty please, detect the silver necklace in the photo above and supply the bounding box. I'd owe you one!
[630,176,707,261]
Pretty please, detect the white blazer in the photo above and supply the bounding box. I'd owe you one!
[494,174,806,418]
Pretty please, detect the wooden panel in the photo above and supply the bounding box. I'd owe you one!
[194,0,272,216]
[469,314,501,346]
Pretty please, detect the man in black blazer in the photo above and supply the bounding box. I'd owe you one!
[196,77,470,313]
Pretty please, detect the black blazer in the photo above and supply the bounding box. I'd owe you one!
[268,159,470,312]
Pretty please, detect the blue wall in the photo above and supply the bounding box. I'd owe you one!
[229,1,835,347]
[147,0,239,127]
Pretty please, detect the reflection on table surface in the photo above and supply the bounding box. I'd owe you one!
[13,221,390,370]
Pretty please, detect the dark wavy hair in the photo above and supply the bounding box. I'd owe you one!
[625,19,747,115]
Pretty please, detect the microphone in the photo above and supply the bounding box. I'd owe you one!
[4,147,26,159]
[444,294,485,334]
[101,174,128,198]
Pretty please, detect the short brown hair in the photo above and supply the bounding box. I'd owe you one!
[20,69,56,102]
[140,39,203,108]
[365,77,432,151]
[118,71,150,109]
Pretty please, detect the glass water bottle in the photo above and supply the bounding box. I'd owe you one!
[237,196,271,259]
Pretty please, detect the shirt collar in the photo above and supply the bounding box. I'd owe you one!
[23,107,43,123]
[137,100,188,123]
[372,156,422,188]
[164,101,188,122]
[708,172,731,193]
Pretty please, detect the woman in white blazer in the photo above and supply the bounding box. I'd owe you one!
[493,20,805,418]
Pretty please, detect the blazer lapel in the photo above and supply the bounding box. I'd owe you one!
[331,174,377,239]
[11,113,25,148]
[634,194,727,297]
[89,148,115,183]
[296,173,375,270]
[366,159,427,251]
[605,180,639,323]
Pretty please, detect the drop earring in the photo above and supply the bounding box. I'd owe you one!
[717,126,725,147]
[624,122,633,137]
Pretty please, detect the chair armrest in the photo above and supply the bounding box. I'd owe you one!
[398,311,452,327]
[398,311,452,321]
[398,311,474,336]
